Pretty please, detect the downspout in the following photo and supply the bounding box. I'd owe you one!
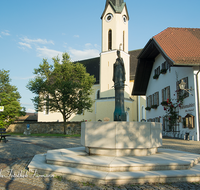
[138,96,141,122]
[194,70,200,141]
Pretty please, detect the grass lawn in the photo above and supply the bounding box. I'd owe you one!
[6,133,81,137]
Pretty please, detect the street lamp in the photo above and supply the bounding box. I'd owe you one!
[179,79,193,96]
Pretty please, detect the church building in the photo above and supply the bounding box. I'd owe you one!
[38,0,146,122]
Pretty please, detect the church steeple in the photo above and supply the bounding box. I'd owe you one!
[100,0,130,100]
[102,0,129,20]
[105,0,125,13]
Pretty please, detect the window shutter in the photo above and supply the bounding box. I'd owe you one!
[167,86,170,99]
[158,66,160,75]
[157,92,159,105]
[162,89,164,102]
[150,95,152,107]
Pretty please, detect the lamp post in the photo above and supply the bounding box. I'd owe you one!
[179,79,193,96]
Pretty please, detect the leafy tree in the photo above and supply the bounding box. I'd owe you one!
[27,52,95,134]
[0,69,26,128]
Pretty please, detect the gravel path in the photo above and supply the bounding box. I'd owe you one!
[0,136,200,190]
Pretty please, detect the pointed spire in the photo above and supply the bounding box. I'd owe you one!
[104,0,125,13]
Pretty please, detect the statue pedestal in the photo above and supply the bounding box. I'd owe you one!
[81,122,162,156]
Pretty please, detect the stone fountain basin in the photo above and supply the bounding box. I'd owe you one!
[81,122,162,156]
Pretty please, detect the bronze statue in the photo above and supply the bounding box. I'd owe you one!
[113,50,126,121]
[113,50,126,87]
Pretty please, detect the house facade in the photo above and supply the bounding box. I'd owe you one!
[133,27,200,141]
[38,0,146,123]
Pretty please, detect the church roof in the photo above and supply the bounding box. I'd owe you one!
[132,27,200,96]
[129,49,142,80]
[76,49,142,85]
[101,0,129,20]
[75,57,100,84]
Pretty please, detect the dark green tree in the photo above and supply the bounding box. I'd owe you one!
[27,52,95,134]
[0,69,26,128]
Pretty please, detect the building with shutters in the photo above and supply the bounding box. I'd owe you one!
[133,27,200,141]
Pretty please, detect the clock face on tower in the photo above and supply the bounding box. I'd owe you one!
[105,13,113,22]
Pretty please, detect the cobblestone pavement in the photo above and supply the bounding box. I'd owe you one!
[0,136,200,190]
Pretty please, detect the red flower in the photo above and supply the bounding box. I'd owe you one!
[164,107,166,110]
[167,99,169,103]
[169,117,171,120]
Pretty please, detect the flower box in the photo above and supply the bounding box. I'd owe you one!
[153,74,159,79]
[160,69,167,74]
[151,105,158,109]
[161,101,168,106]
[145,107,151,111]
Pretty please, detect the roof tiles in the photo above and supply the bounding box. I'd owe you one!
[153,27,200,65]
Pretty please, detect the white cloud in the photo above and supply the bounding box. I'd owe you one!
[73,35,79,38]
[13,75,35,80]
[27,108,36,113]
[36,46,63,59]
[69,48,100,61]
[85,43,92,48]
[1,30,10,36]
[19,42,32,49]
[21,37,54,45]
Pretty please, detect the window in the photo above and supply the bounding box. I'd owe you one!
[176,77,189,99]
[162,86,170,101]
[163,117,168,131]
[108,30,112,50]
[155,117,160,122]
[155,66,160,75]
[183,114,194,129]
[147,95,152,108]
[153,92,159,106]
[153,66,160,79]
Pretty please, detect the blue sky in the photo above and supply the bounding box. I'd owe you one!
[0,0,199,113]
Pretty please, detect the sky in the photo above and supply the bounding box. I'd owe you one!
[0,0,200,113]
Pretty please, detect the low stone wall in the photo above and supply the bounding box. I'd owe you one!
[7,122,81,135]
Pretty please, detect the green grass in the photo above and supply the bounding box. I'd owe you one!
[6,133,81,137]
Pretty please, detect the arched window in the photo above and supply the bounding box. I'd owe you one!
[108,29,112,50]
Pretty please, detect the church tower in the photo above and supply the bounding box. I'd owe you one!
[100,0,130,98]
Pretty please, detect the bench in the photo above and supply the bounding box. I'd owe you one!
[0,128,10,143]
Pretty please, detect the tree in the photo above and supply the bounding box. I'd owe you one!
[27,52,96,134]
[0,69,26,128]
